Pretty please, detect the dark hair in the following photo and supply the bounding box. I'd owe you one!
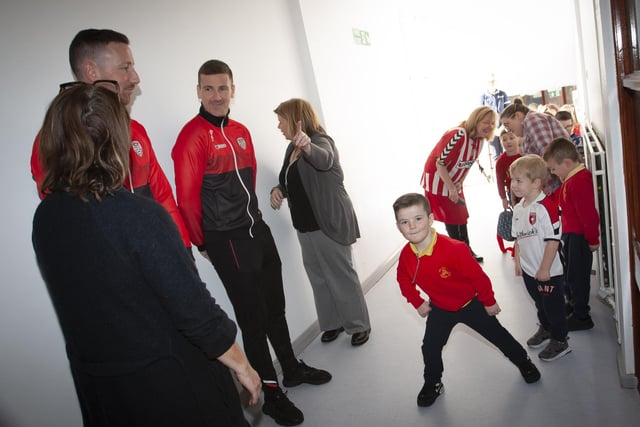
[69,29,129,79]
[393,193,431,218]
[543,137,580,163]
[555,110,573,122]
[274,98,326,137]
[198,59,233,84]
[500,97,530,120]
[39,84,131,200]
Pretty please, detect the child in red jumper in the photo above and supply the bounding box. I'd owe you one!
[544,138,600,331]
[393,193,540,408]
[495,129,522,210]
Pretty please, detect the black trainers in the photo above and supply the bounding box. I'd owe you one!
[321,327,344,342]
[567,314,594,331]
[417,382,444,407]
[517,358,541,383]
[282,360,332,387]
[262,387,304,426]
[470,249,484,263]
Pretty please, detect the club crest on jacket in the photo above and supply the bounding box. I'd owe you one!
[131,140,143,157]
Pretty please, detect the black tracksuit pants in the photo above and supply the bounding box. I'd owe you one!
[204,221,298,384]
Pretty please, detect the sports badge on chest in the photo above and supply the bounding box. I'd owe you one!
[236,137,247,150]
[529,212,537,225]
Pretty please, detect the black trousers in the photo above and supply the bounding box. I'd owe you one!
[522,272,568,341]
[562,233,593,318]
[204,221,298,384]
[421,298,529,385]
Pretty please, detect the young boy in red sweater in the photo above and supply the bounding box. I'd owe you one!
[543,138,600,331]
[393,193,540,408]
[495,129,522,210]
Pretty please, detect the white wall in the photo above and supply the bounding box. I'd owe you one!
[0,0,579,425]
[574,0,635,382]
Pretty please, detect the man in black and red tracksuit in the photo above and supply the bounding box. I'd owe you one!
[172,59,331,427]
[30,29,191,249]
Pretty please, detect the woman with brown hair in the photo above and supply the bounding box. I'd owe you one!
[270,98,371,347]
[32,83,260,426]
[500,98,570,194]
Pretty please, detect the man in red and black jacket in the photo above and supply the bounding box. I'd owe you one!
[172,59,331,427]
[30,29,191,249]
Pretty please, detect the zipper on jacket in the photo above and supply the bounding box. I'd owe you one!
[220,123,255,238]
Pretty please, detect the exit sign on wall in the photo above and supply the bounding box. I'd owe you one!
[352,28,371,46]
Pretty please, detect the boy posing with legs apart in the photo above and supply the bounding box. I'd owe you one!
[510,155,570,361]
[393,193,540,408]
[543,138,600,331]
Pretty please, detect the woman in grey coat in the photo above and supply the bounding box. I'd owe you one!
[270,98,371,346]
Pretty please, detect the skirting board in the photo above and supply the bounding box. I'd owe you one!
[618,349,639,389]
[272,246,402,373]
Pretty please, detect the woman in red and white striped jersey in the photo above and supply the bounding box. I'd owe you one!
[421,106,497,262]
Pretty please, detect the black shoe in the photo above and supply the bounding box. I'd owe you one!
[351,328,371,346]
[282,360,332,387]
[262,387,304,426]
[321,327,344,343]
[567,314,594,331]
[518,358,541,383]
[470,249,484,263]
[417,382,444,407]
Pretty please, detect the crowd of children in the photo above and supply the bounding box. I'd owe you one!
[397,98,600,409]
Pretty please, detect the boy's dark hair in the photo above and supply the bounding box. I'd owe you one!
[198,59,233,84]
[555,110,573,122]
[69,29,129,79]
[543,138,580,163]
[393,193,431,218]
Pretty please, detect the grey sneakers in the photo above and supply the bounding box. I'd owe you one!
[539,339,572,362]
[527,326,552,348]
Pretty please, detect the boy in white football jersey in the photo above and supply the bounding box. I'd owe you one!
[510,155,570,362]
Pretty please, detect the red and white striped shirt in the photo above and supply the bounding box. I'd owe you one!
[421,127,483,196]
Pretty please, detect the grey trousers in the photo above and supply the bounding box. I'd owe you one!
[297,230,371,334]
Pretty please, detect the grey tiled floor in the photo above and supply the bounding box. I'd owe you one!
[244,174,640,427]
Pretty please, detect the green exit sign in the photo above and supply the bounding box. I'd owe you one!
[352,28,371,46]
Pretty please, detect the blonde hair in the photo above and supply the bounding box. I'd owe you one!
[461,106,497,140]
[509,154,548,183]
